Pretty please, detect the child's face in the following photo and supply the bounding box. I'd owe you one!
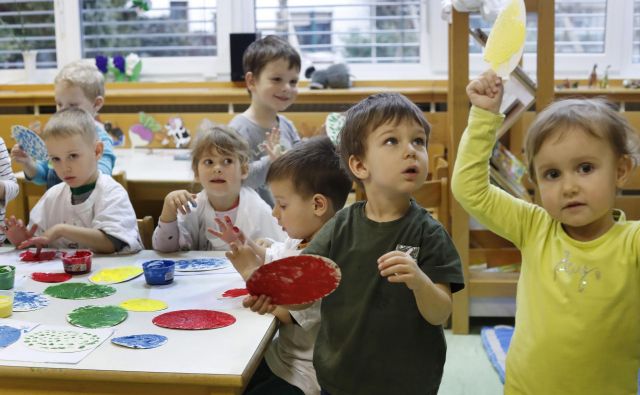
[353,119,429,196]
[269,179,324,241]
[196,149,248,201]
[46,134,102,188]
[247,59,299,114]
[55,83,103,115]
[533,127,630,240]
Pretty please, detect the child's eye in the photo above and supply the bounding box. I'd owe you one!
[578,163,594,174]
[412,137,426,146]
[384,137,398,145]
[69,153,78,160]
[50,157,60,163]
[279,205,287,210]
[203,159,213,165]
[272,77,282,83]
[290,79,298,86]
[543,169,560,180]
[223,158,233,165]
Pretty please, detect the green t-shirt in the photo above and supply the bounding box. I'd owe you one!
[304,200,464,395]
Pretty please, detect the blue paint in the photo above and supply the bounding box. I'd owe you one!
[13,291,49,312]
[175,257,229,272]
[0,325,21,347]
[111,334,167,349]
[142,260,175,285]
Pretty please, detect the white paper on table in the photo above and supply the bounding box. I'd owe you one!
[0,324,113,364]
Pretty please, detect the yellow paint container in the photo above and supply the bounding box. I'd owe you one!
[0,292,14,318]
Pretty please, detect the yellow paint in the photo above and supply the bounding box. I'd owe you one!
[89,266,143,284]
[120,298,168,312]
[0,295,12,318]
[484,0,526,77]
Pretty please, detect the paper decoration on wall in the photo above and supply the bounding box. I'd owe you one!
[11,125,48,161]
[246,255,341,305]
[20,249,59,262]
[104,122,125,147]
[0,326,21,348]
[23,329,101,353]
[13,291,49,312]
[31,272,72,283]
[111,334,167,349]
[129,112,163,147]
[221,288,249,298]
[483,0,526,78]
[67,305,128,329]
[152,309,236,330]
[163,117,191,148]
[44,283,116,300]
[325,112,345,146]
[175,258,230,272]
[119,298,167,312]
[89,266,143,285]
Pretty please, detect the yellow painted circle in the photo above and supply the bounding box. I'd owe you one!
[89,266,143,285]
[119,298,168,312]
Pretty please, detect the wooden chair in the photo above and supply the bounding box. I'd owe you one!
[137,216,154,250]
[111,170,128,190]
[19,178,46,223]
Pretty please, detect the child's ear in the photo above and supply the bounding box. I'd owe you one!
[93,96,104,113]
[615,154,633,188]
[94,140,104,159]
[312,194,330,217]
[348,154,368,182]
[245,72,256,92]
[240,162,249,180]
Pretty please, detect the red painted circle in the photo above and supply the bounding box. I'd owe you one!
[152,310,236,330]
[31,272,72,283]
[222,288,249,298]
[246,254,341,305]
[20,250,58,262]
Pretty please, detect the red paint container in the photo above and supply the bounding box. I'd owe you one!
[61,250,93,275]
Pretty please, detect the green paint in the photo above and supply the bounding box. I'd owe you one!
[23,329,101,353]
[0,265,15,290]
[44,283,116,300]
[67,305,128,329]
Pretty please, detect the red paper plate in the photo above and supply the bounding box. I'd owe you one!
[221,288,250,298]
[246,254,341,305]
[20,250,59,262]
[152,310,236,330]
[31,272,72,283]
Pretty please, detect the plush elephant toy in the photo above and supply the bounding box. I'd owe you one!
[305,64,351,89]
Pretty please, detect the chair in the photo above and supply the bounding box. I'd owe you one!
[19,178,46,223]
[112,170,128,190]
[137,216,154,250]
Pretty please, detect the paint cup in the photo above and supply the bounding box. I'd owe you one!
[0,290,14,318]
[142,260,175,285]
[0,265,15,290]
[62,250,93,275]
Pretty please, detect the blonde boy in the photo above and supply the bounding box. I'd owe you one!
[5,108,141,253]
[11,60,115,189]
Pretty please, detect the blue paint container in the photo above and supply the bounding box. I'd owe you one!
[142,260,175,285]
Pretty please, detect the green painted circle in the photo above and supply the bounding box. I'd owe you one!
[67,305,128,329]
[44,283,116,300]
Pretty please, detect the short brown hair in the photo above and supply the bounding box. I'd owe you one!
[42,107,97,144]
[339,93,431,183]
[267,136,352,211]
[525,98,640,181]
[54,60,105,101]
[243,35,301,78]
[191,121,250,175]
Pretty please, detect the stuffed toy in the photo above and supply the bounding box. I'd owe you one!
[305,64,351,89]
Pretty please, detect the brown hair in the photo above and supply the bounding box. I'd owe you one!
[339,92,431,184]
[190,121,250,176]
[525,98,640,181]
[54,60,105,101]
[243,35,301,78]
[267,136,352,211]
[42,107,98,144]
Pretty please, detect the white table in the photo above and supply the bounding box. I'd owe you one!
[0,248,277,395]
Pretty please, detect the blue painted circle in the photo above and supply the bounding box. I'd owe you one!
[111,334,168,349]
[0,325,22,348]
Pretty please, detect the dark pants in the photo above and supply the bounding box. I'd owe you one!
[244,358,305,395]
[320,390,331,395]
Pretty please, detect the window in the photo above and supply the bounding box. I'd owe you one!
[0,0,56,69]
[255,0,421,64]
[634,0,640,63]
[81,0,217,58]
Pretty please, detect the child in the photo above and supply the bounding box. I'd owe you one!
[0,138,19,243]
[152,123,285,252]
[11,60,115,189]
[229,35,302,206]
[5,108,141,253]
[213,136,353,395]
[451,71,640,394]
[281,93,463,395]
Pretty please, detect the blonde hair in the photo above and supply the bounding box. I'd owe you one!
[42,107,98,144]
[190,121,250,175]
[54,60,105,101]
[525,98,640,181]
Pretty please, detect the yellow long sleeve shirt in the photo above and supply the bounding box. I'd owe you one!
[452,106,640,395]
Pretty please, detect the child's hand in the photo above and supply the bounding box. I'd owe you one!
[242,294,277,315]
[4,216,38,247]
[10,145,37,174]
[256,238,273,248]
[466,70,504,114]
[378,250,427,291]
[225,241,262,280]
[159,190,197,222]
[262,127,284,161]
[18,224,62,250]
[207,215,246,245]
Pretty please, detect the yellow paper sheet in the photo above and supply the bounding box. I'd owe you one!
[484,0,526,78]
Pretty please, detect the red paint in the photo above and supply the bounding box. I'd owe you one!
[31,272,72,283]
[61,250,93,274]
[20,250,58,262]
[246,254,341,305]
[152,309,236,330]
[222,288,249,298]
